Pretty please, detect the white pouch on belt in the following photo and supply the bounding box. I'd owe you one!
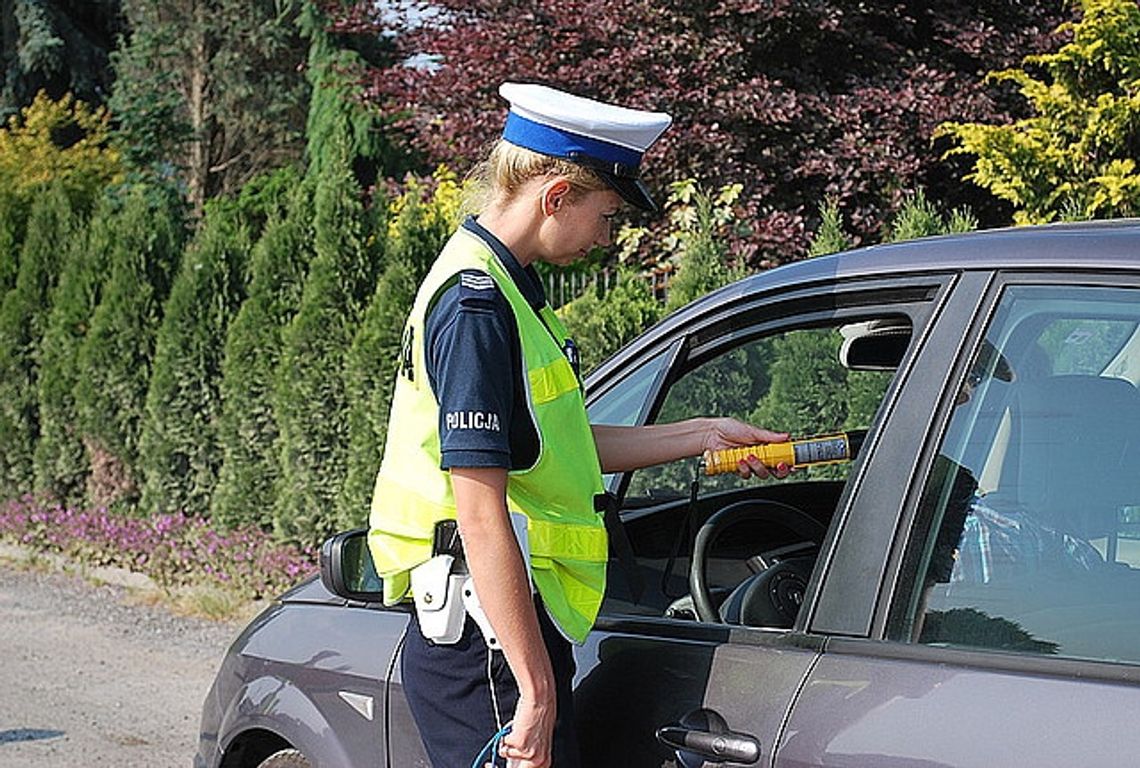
[412,513,532,648]
[410,554,467,644]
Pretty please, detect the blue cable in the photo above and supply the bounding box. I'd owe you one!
[471,721,513,768]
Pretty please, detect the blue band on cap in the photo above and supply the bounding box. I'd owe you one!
[503,112,642,169]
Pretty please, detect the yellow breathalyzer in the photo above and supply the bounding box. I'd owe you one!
[702,430,867,476]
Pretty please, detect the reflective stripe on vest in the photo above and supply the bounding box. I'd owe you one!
[367,227,608,643]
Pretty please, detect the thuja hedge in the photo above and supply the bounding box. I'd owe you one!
[0,143,466,551]
[0,91,985,568]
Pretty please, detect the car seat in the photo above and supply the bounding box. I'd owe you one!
[998,374,1140,542]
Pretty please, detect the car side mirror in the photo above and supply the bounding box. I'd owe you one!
[320,528,385,602]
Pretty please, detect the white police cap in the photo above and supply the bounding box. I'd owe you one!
[498,82,672,212]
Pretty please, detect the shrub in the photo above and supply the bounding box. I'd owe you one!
[660,181,748,314]
[808,199,854,257]
[272,147,381,545]
[809,189,978,252]
[558,271,663,375]
[34,195,119,506]
[0,495,315,599]
[346,0,1066,261]
[212,181,317,530]
[73,183,186,510]
[386,167,466,281]
[0,91,121,214]
[938,0,1140,223]
[886,189,978,243]
[139,202,252,517]
[0,184,75,499]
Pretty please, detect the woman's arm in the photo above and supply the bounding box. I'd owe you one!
[450,466,555,768]
[591,418,791,477]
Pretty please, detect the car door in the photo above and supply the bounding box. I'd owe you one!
[777,272,1140,768]
[575,268,959,768]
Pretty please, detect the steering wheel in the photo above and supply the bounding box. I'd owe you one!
[689,499,827,624]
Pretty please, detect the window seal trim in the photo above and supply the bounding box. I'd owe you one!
[827,636,1140,686]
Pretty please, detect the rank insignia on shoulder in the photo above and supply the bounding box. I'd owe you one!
[459,272,495,292]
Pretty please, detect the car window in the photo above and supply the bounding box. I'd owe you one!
[626,325,895,499]
[897,284,1140,665]
[591,312,913,624]
[587,344,674,428]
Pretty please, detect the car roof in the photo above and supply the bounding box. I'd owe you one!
[726,218,1140,304]
[588,219,1140,384]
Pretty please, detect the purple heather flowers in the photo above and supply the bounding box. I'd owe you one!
[0,495,316,598]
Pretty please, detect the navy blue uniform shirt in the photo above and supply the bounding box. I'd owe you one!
[424,217,547,470]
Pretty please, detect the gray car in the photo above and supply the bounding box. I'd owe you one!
[197,220,1140,768]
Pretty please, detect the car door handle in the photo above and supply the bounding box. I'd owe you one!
[656,709,761,765]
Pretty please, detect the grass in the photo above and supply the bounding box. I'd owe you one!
[3,538,269,622]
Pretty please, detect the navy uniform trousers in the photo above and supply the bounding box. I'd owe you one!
[402,595,582,767]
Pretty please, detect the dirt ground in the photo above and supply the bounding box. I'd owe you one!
[0,557,252,767]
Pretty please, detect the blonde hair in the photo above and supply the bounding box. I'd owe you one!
[463,139,609,214]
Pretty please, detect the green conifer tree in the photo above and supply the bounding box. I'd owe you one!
[34,195,116,505]
[752,329,851,438]
[663,182,745,313]
[138,203,251,517]
[212,180,316,529]
[0,183,73,499]
[337,257,415,531]
[298,1,401,191]
[558,271,663,375]
[808,199,854,257]
[886,189,979,243]
[0,187,25,294]
[74,184,185,510]
[272,151,378,544]
[885,189,945,243]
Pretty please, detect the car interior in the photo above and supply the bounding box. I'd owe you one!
[605,286,1140,655]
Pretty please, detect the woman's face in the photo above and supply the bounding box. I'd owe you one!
[539,187,623,266]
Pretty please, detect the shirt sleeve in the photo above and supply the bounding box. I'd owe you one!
[424,270,516,470]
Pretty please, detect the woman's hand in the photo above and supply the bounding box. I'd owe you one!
[450,467,557,768]
[702,417,793,480]
[495,692,556,768]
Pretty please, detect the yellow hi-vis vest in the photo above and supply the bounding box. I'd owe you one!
[367,226,608,643]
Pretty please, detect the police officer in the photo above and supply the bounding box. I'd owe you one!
[368,82,790,768]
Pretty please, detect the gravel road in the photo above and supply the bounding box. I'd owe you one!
[0,559,251,767]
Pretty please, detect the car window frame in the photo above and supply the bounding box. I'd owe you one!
[877,269,1140,683]
[585,271,961,640]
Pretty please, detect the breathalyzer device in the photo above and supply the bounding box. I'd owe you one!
[702,429,867,476]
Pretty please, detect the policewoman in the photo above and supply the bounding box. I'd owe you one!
[368,83,791,768]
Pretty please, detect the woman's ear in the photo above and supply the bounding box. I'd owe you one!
[541,179,571,216]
